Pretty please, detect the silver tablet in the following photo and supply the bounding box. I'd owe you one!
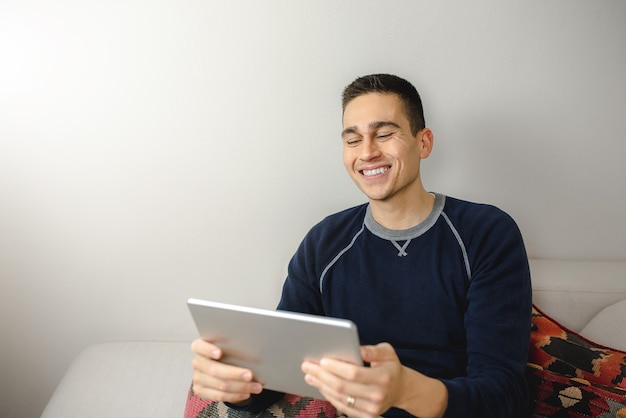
[187,298,362,399]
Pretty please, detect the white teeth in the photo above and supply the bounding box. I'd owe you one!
[363,167,389,176]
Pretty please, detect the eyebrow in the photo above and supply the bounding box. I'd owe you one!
[341,121,401,137]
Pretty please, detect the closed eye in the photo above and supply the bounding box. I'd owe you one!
[376,131,395,140]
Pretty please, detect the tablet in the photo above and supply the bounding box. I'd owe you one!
[187,298,362,399]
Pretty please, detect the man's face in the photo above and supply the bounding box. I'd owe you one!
[341,93,431,204]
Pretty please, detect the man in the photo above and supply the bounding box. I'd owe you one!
[191,74,532,418]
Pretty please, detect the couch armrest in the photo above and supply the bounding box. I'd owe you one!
[41,342,192,418]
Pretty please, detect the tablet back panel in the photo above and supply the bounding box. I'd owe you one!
[187,298,362,399]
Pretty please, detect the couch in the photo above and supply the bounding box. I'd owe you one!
[40,258,626,417]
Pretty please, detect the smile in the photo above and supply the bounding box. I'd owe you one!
[362,167,389,177]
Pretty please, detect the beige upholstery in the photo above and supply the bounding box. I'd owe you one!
[41,259,626,418]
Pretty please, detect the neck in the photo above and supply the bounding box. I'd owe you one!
[369,189,435,230]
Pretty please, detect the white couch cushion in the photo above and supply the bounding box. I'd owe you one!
[530,259,626,331]
[580,299,626,351]
[41,342,193,418]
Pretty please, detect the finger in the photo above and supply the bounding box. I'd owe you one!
[192,360,263,402]
[192,354,256,383]
[303,361,386,417]
[192,373,257,403]
[305,357,378,398]
[320,356,380,387]
[191,338,222,359]
[321,389,383,418]
[303,360,368,402]
[302,360,340,392]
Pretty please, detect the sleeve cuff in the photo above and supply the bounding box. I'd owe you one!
[225,389,285,412]
[440,379,467,418]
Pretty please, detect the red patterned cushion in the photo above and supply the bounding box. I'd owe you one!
[526,364,626,417]
[530,305,626,389]
[184,385,337,418]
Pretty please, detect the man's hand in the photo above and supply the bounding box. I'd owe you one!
[301,342,448,418]
[191,338,263,404]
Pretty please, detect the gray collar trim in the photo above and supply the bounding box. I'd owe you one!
[364,193,446,241]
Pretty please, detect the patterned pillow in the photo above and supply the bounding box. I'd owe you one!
[526,364,626,417]
[530,305,626,389]
[184,385,337,418]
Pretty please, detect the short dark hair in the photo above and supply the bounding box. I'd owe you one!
[342,74,425,136]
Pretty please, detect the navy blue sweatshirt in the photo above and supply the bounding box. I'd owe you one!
[240,194,531,417]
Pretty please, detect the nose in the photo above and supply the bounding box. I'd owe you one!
[360,137,381,161]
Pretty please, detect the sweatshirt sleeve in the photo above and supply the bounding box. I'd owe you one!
[224,389,285,413]
[441,208,532,418]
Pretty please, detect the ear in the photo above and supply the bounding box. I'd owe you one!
[418,128,434,159]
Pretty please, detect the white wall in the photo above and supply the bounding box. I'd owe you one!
[0,1,624,416]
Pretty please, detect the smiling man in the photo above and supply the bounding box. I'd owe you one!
[191,74,532,418]
[341,91,434,229]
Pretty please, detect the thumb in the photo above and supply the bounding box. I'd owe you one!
[361,342,398,364]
